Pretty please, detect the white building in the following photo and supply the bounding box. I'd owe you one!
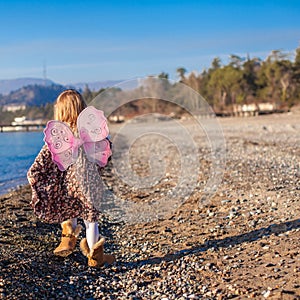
[2,104,26,112]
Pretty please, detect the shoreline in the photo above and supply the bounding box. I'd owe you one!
[0,181,29,198]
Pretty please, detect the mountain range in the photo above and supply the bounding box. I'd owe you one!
[0,77,122,95]
[70,80,122,92]
[0,78,55,95]
[0,83,66,106]
[0,78,123,106]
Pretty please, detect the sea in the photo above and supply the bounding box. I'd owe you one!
[0,131,44,195]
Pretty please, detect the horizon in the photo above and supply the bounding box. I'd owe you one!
[0,0,299,84]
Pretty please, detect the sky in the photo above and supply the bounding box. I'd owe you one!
[0,0,299,84]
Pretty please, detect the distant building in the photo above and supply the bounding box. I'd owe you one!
[2,104,26,112]
[11,116,44,126]
[258,102,277,112]
[233,103,259,116]
[108,115,125,123]
[233,102,278,116]
[12,116,26,124]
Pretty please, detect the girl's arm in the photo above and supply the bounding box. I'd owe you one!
[27,144,53,186]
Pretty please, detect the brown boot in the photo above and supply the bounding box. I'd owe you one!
[54,220,82,257]
[80,237,115,267]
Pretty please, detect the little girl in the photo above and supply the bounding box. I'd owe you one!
[27,89,115,267]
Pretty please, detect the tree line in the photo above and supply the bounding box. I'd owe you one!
[81,47,300,115]
[173,47,300,111]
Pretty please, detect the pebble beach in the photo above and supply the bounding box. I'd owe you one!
[0,111,299,299]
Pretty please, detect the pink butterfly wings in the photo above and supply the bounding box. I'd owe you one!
[44,106,111,171]
[44,121,79,171]
[77,106,111,167]
[77,106,109,142]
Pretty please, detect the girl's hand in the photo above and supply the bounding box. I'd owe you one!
[28,177,36,185]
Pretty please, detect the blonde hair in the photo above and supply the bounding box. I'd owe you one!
[54,89,87,131]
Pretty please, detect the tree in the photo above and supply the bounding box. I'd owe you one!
[229,54,244,69]
[278,59,293,103]
[292,46,300,104]
[257,50,294,104]
[207,65,244,109]
[185,72,199,91]
[82,85,93,103]
[158,72,169,79]
[210,57,221,71]
[242,57,261,101]
[176,67,187,82]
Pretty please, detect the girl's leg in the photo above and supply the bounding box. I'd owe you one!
[84,220,100,250]
[70,218,78,230]
[80,221,115,267]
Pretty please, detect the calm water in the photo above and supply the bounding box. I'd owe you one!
[0,131,44,195]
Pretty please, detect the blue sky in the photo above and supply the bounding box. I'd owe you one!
[0,0,299,84]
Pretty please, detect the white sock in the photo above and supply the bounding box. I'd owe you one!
[69,218,77,230]
[84,220,99,250]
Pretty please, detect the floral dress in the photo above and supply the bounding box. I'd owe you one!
[27,144,104,223]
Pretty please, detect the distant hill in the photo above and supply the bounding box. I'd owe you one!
[70,80,123,91]
[0,78,124,107]
[0,78,55,95]
[0,77,123,96]
[0,84,66,106]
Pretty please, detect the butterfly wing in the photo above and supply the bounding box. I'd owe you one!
[77,106,111,167]
[83,139,112,167]
[43,121,78,171]
[77,106,109,142]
